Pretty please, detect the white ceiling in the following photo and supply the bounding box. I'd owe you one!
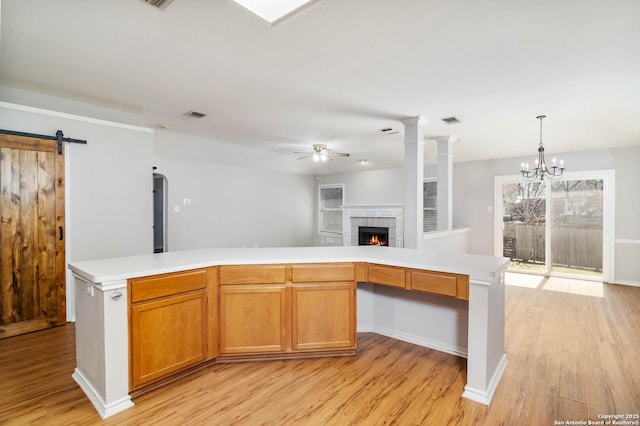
[1,0,639,175]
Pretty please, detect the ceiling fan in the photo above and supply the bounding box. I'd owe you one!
[294,144,350,162]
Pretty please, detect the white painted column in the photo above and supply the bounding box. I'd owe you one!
[437,138,454,232]
[72,275,133,419]
[462,271,509,405]
[401,116,425,249]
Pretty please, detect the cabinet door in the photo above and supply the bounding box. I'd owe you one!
[130,290,207,388]
[219,284,286,355]
[291,282,356,351]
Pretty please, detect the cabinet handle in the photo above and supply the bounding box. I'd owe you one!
[111,292,123,301]
[59,226,64,241]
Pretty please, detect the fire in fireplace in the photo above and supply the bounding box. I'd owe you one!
[359,226,389,246]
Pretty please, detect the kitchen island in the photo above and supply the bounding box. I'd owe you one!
[69,246,509,419]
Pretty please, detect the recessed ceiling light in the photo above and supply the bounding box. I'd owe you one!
[157,124,171,131]
[231,0,322,25]
[358,159,369,165]
[183,111,207,118]
[441,116,461,124]
[140,0,174,10]
[380,128,399,135]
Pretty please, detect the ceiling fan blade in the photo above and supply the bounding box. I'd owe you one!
[296,154,312,160]
[328,152,350,158]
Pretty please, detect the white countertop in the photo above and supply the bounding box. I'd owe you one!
[69,246,510,284]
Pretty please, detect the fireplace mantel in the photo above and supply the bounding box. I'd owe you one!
[342,205,403,248]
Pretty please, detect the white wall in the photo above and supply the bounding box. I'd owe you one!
[0,99,154,320]
[153,153,314,250]
[322,168,406,206]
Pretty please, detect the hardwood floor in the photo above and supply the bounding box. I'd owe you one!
[1,277,638,425]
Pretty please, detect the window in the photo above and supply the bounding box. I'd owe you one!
[494,170,615,281]
[423,180,437,232]
[319,184,344,234]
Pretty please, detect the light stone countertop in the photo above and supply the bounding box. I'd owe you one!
[69,246,510,284]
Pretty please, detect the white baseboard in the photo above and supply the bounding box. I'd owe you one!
[357,325,468,358]
[461,354,508,405]
[72,369,134,419]
[610,279,640,287]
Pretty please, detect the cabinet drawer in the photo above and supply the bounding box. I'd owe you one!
[291,263,355,283]
[409,271,457,297]
[367,264,406,289]
[409,271,469,300]
[219,265,286,285]
[130,269,207,303]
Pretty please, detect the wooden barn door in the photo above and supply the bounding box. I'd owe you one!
[0,133,65,339]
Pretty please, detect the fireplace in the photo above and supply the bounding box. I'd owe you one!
[342,206,403,248]
[359,226,389,246]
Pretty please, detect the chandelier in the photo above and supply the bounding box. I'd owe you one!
[520,115,565,181]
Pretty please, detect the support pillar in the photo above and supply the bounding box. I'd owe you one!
[437,138,454,232]
[401,116,425,249]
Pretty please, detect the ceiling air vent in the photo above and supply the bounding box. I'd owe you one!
[141,0,175,10]
[441,116,461,124]
[183,111,207,119]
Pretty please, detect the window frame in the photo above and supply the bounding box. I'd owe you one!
[318,183,345,235]
[423,178,437,233]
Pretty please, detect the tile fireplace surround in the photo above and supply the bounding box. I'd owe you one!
[342,206,404,248]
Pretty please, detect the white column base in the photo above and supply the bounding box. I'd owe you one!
[462,354,508,405]
[72,369,134,419]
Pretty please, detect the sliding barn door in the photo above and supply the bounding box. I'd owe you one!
[0,133,65,339]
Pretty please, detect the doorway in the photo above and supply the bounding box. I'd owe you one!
[153,173,168,253]
[494,171,614,281]
[0,133,66,338]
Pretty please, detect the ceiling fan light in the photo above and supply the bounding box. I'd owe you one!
[313,153,320,162]
[320,153,328,162]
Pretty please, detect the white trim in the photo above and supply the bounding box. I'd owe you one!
[462,354,508,405]
[616,239,640,245]
[422,230,450,239]
[65,143,74,322]
[0,101,154,133]
[72,369,134,419]
[318,183,345,235]
[611,279,640,287]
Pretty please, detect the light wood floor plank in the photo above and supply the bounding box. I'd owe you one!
[1,278,639,425]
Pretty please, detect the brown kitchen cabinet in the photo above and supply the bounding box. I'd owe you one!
[291,263,356,352]
[129,269,209,389]
[291,281,356,351]
[218,265,287,355]
[219,283,287,354]
[218,263,357,357]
